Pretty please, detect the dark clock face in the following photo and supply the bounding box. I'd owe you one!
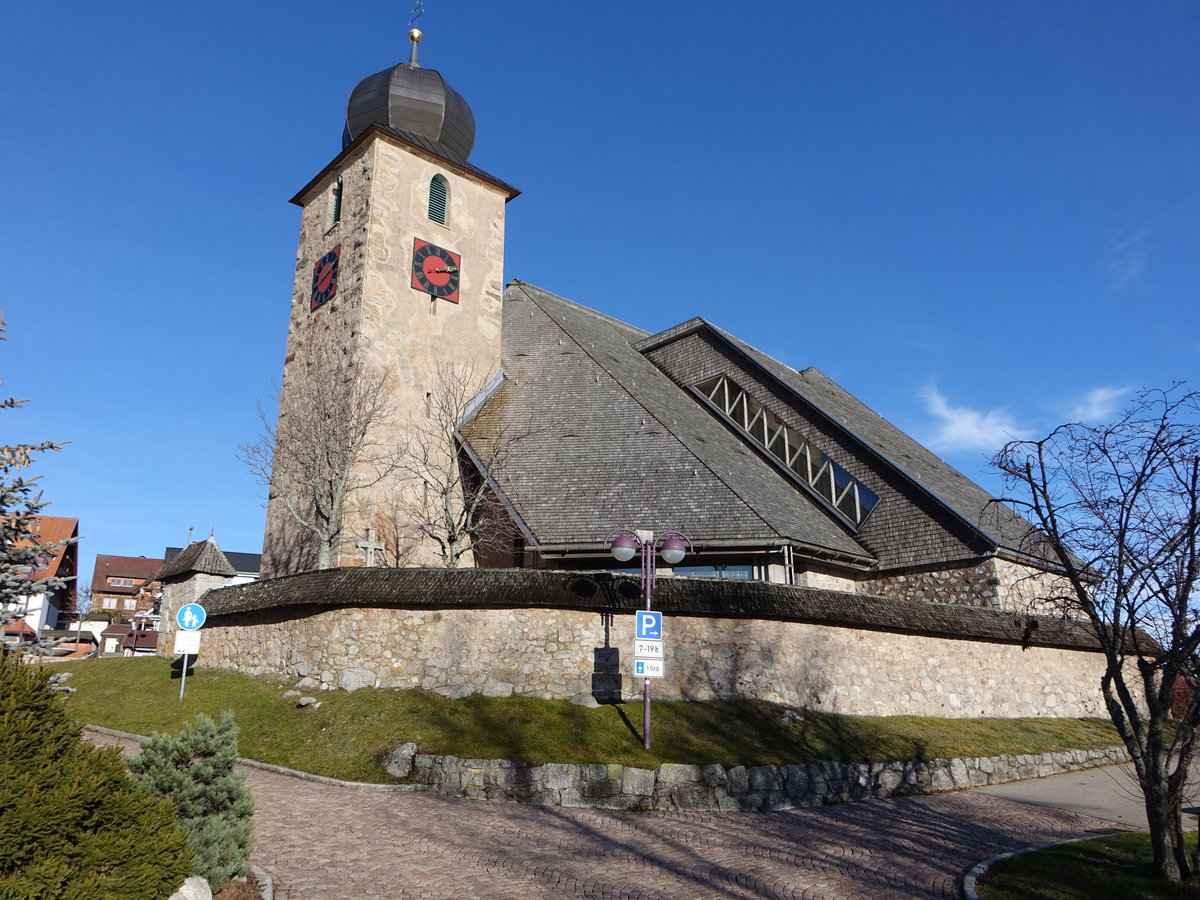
[310,246,341,311]
[411,238,461,303]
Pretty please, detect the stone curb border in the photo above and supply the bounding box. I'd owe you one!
[86,724,1128,814]
[962,836,1094,900]
[398,745,1130,811]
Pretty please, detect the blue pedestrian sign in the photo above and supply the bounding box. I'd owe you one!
[635,610,662,640]
[176,603,206,631]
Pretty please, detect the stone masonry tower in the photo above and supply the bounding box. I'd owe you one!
[261,29,519,577]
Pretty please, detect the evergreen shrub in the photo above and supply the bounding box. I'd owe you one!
[130,711,255,892]
[0,650,191,900]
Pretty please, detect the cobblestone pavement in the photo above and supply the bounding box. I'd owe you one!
[88,731,1130,900]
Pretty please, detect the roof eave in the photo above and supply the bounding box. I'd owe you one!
[290,124,521,207]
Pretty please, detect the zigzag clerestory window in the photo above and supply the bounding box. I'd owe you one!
[693,374,880,530]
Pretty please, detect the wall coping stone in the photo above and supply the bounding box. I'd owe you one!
[197,566,1105,652]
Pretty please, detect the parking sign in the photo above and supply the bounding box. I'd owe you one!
[634,658,665,678]
[635,610,662,640]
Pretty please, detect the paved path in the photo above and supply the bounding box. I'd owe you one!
[978,761,1200,830]
[88,731,1131,900]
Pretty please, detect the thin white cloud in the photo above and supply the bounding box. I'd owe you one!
[1069,385,1131,422]
[919,385,1031,453]
[1101,225,1149,291]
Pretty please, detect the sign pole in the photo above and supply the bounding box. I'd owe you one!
[174,603,207,703]
[643,541,653,751]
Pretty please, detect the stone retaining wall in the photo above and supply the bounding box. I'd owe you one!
[396,745,1130,811]
[195,604,1109,718]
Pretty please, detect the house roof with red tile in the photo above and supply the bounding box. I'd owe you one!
[20,516,79,580]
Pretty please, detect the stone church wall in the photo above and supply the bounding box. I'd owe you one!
[196,604,1106,719]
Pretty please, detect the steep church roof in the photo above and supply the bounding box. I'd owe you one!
[466,281,874,564]
[638,319,1046,562]
[464,281,1052,573]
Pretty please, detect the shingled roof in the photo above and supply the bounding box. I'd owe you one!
[468,281,873,563]
[199,566,1102,653]
[640,319,1046,561]
[155,538,237,582]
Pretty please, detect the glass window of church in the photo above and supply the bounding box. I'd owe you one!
[429,175,448,224]
[693,374,880,529]
[673,565,755,581]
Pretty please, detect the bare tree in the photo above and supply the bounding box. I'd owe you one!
[993,385,1200,884]
[241,341,401,572]
[382,358,527,568]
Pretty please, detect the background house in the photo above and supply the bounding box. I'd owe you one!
[2,515,79,634]
[90,555,164,619]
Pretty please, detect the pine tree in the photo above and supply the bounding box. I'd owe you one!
[0,650,192,899]
[1,313,73,640]
[129,711,256,892]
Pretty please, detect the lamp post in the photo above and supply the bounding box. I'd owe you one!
[606,528,691,750]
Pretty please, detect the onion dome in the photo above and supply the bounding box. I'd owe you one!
[343,28,476,159]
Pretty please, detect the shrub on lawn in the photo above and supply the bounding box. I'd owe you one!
[0,649,191,900]
[130,711,255,893]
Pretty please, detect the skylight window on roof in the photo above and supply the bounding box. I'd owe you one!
[693,374,880,529]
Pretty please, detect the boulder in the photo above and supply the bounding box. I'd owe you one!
[384,742,418,778]
[168,876,212,900]
[337,667,376,691]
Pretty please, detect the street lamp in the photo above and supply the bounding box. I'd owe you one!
[605,527,692,750]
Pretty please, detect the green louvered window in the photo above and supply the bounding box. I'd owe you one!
[429,175,448,225]
[693,374,880,530]
[329,177,343,229]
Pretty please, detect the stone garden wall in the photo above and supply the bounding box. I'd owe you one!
[194,603,1108,718]
[867,557,1072,615]
[390,743,1130,811]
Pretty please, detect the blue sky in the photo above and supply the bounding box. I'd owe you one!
[3,1,1197,588]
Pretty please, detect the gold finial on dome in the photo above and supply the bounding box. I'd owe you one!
[407,0,425,67]
[407,27,423,68]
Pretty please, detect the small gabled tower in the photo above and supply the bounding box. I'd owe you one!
[261,28,519,577]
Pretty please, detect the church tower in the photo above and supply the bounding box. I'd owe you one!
[261,29,519,577]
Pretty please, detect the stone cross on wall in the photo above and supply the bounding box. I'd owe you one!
[357,528,385,567]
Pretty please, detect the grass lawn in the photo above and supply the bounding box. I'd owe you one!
[51,656,1124,783]
[978,832,1200,899]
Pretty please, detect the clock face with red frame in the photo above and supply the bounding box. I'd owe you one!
[411,238,461,303]
[310,246,341,311]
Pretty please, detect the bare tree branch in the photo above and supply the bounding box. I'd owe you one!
[240,337,401,571]
[992,384,1200,884]
[375,357,528,568]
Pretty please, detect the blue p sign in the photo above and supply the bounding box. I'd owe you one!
[636,610,662,640]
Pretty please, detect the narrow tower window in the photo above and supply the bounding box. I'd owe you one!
[330,177,343,229]
[428,174,449,225]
